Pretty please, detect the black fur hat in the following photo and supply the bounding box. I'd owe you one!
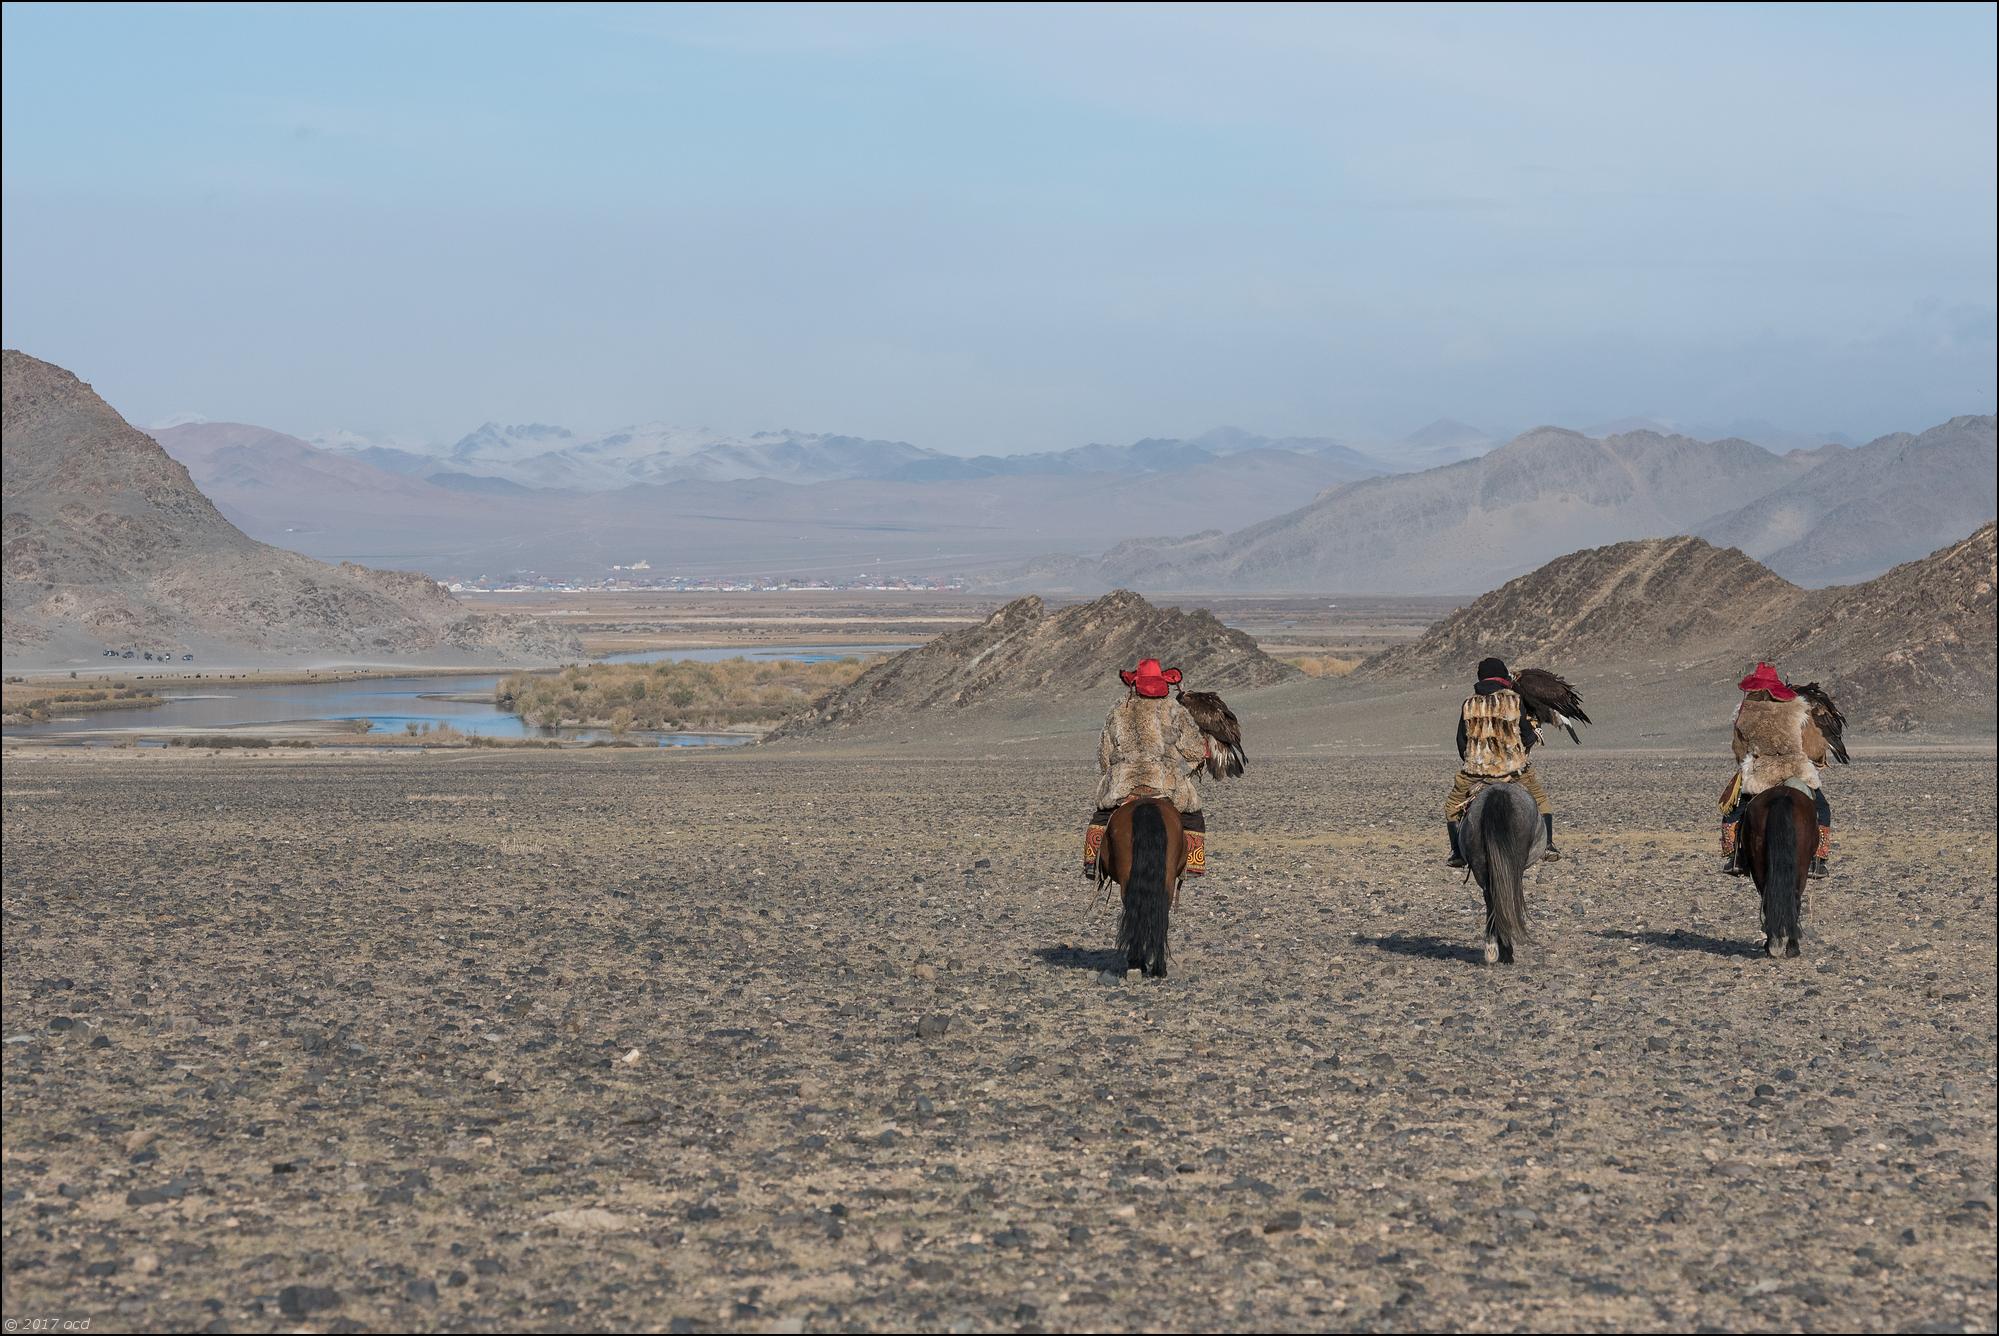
[1477,656,1510,682]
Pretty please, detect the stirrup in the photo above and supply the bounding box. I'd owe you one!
[1809,857,1828,879]
[1540,846,1562,863]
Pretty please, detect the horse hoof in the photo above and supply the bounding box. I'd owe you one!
[1784,940,1802,959]
[1764,938,1782,959]
[1481,940,1500,966]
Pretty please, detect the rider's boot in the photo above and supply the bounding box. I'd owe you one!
[1082,822,1106,881]
[1719,816,1743,875]
[1810,824,1830,879]
[1445,821,1466,868]
[1540,813,1562,862]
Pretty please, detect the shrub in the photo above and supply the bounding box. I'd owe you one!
[1284,654,1363,679]
[496,656,866,733]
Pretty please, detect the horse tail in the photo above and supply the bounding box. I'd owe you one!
[1117,801,1172,974]
[1480,788,1530,946]
[1761,791,1804,948]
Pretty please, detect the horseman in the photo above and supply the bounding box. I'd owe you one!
[1445,657,1561,867]
[1721,662,1835,878]
[1083,658,1210,881]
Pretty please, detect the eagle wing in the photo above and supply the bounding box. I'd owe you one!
[1789,680,1850,765]
[1512,668,1591,745]
[1177,688,1246,779]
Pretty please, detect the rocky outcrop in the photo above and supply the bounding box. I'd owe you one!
[1,350,576,667]
[771,589,1293,738]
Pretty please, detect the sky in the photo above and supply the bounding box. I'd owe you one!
[3,1,1994,454]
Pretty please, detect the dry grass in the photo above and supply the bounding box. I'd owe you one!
[1282,654,1363,678]
[499,657,867,732]
[0,679,158,722]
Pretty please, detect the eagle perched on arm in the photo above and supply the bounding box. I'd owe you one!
[1787,680,1850,765]
[1176,686,1246,778]
[1511,668,1591,745]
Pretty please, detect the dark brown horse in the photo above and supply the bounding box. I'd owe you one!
[1745,785,1814,957]
[1099,795,1187,977]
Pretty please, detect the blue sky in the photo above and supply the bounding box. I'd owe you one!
[3,2,1994,453]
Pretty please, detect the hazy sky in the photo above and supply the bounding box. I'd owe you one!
[3,2,1994,453]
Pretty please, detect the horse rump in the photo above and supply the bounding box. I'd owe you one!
[1467,783,1536,962]
[1752,787,1811,956]
[1116,800,1173,977]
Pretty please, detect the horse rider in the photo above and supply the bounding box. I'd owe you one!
[1720,662,1833,878]
[1445,657,1560,867]
[1083,658,1210,881]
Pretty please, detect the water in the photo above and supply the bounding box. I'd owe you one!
[3,643,912,746]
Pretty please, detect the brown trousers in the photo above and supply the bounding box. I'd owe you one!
[1445,765,1550,822]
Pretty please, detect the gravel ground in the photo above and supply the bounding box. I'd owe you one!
[2,747,1994,1333]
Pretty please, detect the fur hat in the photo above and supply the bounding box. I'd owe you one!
[1737,662,1797,701]
[1477,656,1511,682]
[1119,657,1182,699]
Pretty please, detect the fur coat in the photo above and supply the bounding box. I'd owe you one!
[1733,697,1830,794]
[1094,694,1208,813]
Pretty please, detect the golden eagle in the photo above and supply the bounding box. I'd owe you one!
[1788,680,1850,765]
[1176,686,1245,779]
[1512,668,1592,745]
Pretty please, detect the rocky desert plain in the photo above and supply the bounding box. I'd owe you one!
[3,678,1995,1333]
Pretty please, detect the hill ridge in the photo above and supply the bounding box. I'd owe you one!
[771,588,1294,739]
[2,350,575,668]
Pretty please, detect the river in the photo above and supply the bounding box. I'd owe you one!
[3,643,914,746]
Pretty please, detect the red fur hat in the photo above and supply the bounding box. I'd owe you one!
[1119,657,1182,699]
[1737,662,1797,701]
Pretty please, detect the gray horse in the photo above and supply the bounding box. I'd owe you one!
[1461,782,1546,965]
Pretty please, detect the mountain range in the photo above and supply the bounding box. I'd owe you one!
[144,401,1987,595]
[297,420,1395,493]
[1,352,574,669]
[150,422,1395,582]
[997,416,1994,595]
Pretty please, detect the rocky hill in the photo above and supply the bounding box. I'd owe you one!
[1694,415,1997,584]
[1767,523,1997,731]
[1363,537,1807,676]
[1,351,576,668]
[770,589,1294,738]
[1360,526,1995,733]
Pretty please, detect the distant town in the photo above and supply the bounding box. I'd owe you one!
[444,568,970,594]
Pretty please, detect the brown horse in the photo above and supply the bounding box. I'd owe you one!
[1099,795,1188,977]
[1744,785,1814,957]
